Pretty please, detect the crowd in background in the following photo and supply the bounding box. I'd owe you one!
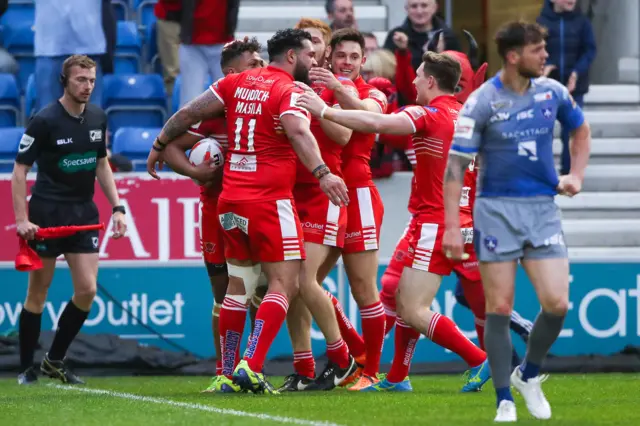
[0,0,596,175]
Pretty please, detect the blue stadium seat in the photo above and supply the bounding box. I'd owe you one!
[1,22,35,93]
[171,74,214,114]
[0,126,24,172]
[112,126,161,171]
[146,21,161,74]
[0,74,21,127]
[0,1,35,27]
[103,74,167,134]
[24,73,36,120]
[135,0,157,30]
[112,0,130,21]
[115,21,142,74]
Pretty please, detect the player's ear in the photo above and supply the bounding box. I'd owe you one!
[287,48,296,64]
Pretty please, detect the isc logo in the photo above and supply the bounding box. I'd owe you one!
[517,109,534,121]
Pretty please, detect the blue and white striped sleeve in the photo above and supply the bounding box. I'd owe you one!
[451,91,492,158]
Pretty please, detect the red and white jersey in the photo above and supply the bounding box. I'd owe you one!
[210,66,310,202]
[188,117,228,200]
[400,95,460,223]
[460,158,478,223]
[341,76,388,188]
[296,77,359,184]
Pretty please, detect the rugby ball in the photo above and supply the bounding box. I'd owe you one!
[188,138,224,184]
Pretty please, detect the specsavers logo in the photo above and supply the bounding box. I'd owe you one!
[59,151,98,173]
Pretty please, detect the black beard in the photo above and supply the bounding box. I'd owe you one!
[293,63,311,84]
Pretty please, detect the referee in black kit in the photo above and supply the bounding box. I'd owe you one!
[11,55,127,385]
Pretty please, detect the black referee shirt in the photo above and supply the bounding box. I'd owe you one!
[15,101,108,202]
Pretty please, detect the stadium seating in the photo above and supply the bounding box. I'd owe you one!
[1,21,35,93]
[1,1,35,27]
[112,0,130,21]
[145,21,162,75]
[135,0,157,30]
[0,74,20,127]
[115,21,142,74]
[112,126,161,171]
[103,74,167,133]
[0,126,24,172]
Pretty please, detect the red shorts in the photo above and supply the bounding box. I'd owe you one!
[452,219,481,282]
[293,183,347,248]
[343,185,384,254]
[217,198,306,263]
[200,197,226,264]
[405,217,478,276]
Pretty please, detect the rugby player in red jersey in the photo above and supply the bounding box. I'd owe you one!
[297,51,491,392]
[155,38,266,393]
[148,28,349,394]
[279,18,362,391]
[307,28,390,390]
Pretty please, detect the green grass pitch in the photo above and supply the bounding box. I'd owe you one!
[1,374,639,425]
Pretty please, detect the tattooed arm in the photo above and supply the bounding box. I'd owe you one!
[443,152,473,230]
[156,89,225,145]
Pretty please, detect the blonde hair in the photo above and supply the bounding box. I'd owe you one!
[362,49,396,80]
[295,18,332,46]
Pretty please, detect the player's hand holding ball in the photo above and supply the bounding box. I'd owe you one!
[17,220,39,240]
[557,174,582,197]
[188,138,225,186]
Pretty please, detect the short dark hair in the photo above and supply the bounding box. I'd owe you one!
[267,28,313,62]
[220,37,262,69]
[420,51,462,93]
[325,0,335,14]
[330,28,365,54]
[62,55,96,77]
[495,20,548,60]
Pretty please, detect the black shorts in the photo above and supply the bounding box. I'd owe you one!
[28,196,100,258]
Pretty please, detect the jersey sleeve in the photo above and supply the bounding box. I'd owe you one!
[279,85,311,124]
[364,87,388,113]
[188,120,207,138]
[333,78,359,108]
[556,86,585,132]
[400,105,440,134]
[451,92,492,157]
[209,75,233,106]
[15,115,48,166]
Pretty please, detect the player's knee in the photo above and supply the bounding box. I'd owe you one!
[486,300,513,316]
[206,263,229,303]
[73,284,97,310]
[227,263,261,299]
[542,296,569,316]
[24,288,49,313]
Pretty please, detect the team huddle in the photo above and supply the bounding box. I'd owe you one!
[147,19,591,423]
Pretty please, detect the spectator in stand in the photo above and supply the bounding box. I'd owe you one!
[362,32,380,56]
[100,0,117,75]
[361,49,395,82]
[155,0,182,95]
[384,0,460,73]
[537,0,596,175]
[0,0,19,75]
[326,0,356,31]
[179,0,240,107]
[34,0,105,111]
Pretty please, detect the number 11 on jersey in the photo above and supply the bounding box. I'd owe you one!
[233,117,256,152]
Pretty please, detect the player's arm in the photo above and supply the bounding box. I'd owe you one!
[281,114,349,206]
[161,132,202,177]
[12,117,46,239]
[156,89,225,145]
[319,118,353,146]
[333,85,383,113]
[568,121,590,179]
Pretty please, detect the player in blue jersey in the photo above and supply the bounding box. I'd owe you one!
[442,21,591,422]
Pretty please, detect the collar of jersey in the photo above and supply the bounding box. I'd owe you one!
[266,65,294,81]
[490,74,536,92]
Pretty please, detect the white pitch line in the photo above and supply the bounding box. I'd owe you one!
[49,384,344,426]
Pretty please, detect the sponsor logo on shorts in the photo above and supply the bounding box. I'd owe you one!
[461,228,474,244]
[462,260,479,269]
[544,232,565,246]
[58,151,98,173]
[394,250,407,262]
[202,242,216,253]
[302,222,324,231]
[219,213,236,231]
[484,236,498,252]
[345,231,361,240]
[92,237,99,249]
[244,319,263,359]
[35,243,47,252]
[234,215,249,234]
[222,330,240,375]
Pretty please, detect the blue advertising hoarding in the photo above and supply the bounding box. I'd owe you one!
[1,261,638,363]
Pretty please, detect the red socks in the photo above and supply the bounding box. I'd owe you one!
[326,290,366,360]
[386,318,420,383]
[245,293,289,373]
[427,312,486,367]
[326,338,350,369]
[458,277,487,350]
[293,351,315,379]
[219,295,248,378]
[360,301,385,377]
[383,304,397,336]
